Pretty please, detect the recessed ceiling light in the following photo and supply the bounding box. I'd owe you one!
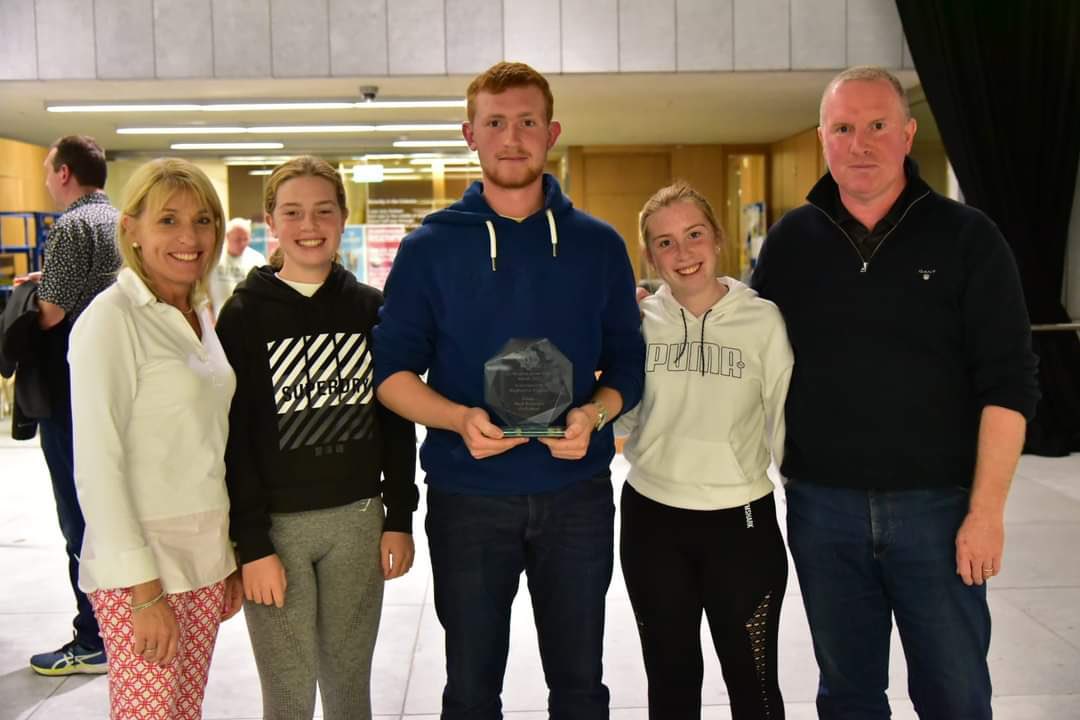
[393,140,469,148]
[409,157,480,165]
[48,104,202,113]
[118,126,248,135]
[351,165,385,183]
[420,166,484,174]
[47,98,466,113]
[246,125,376,134]
[223,155,295,166]
[355,100,465,109]
[120,124,460,136]
[373,124,461,132]
[248,169,273,176]
[204,102,357,112]
[171,142,284,150]
[356,153,441,160]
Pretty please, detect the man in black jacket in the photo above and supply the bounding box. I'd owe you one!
[752,67,1039,719]
[0,280,50,438]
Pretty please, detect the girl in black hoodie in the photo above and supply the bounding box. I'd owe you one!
[216,156,418,720]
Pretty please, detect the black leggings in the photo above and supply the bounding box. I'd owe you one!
[620,484,788,720]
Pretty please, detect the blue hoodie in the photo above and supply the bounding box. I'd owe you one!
[374,174,644,495]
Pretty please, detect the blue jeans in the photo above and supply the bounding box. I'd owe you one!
[426,474,615,720]
[39,411,103,652]
[785,481,991,720]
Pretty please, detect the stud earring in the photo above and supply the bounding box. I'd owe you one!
[132,243,140,248]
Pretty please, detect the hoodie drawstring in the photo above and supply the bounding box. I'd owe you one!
[546,209,558,258]
[699,309,712,376]
[485,211,559,272]
[676,309,688,365]
[486,220,497,271]
[676,307,712,375]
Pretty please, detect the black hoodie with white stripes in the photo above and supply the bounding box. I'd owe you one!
[216,263,418,564]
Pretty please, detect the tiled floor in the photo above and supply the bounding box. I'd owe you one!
[1,424,1078,719]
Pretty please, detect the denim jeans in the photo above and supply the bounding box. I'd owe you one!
[785,480,991,720]
[39,410,104,652]
[426,473,615,720]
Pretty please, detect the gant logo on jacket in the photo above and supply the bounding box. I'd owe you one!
[267,332,374,450]
[645,342,745,378]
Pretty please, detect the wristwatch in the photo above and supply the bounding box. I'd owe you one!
[591,401,608,432]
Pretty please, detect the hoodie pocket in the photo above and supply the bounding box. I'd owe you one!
[632,434,749,487]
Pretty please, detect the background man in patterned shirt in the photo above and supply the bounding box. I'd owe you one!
[26,135,121,675]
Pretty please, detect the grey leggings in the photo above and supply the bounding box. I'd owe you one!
[244,498,385,720]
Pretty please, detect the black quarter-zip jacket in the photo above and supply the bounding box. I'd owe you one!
[752,159,1039,490]
[217,264,418,563]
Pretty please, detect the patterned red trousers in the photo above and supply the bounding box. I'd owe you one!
[90,582,225,720]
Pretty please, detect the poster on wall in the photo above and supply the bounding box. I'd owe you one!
[250,223,271,261]
[249,223,401,288]
[365,225,406,290]
[339,225,366,282]
[366,198,432,231]
[741,201,767,275]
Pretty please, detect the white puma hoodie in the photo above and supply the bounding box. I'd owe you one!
[619,278,793,510]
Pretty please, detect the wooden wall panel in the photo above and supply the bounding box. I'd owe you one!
[768,126,822,225]
[227,166,266,223]
[0,138,53,252]
[580,152,671,279]
[566,145,740,280]
[671,145,734,276]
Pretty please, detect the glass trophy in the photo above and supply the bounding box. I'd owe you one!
[484,338,573,438]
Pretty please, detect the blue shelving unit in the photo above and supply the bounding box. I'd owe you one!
[0,211,60,299]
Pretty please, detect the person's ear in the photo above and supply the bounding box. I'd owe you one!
[903,117,918,153]
[121,215,139,247]
[547,121,562,149]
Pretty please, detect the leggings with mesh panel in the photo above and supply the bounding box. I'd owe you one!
[620,484,788,720]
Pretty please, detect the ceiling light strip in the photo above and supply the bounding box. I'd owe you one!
[118,123,460,135]
[47,99,466,113]
[393,140,469,148]
[172,142,284,150]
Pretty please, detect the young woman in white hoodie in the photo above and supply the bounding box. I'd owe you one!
[619,183,794,720]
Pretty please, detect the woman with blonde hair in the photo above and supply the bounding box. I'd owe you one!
[68,157,244,719]
[216,156,417,720]
[619,182,793,719]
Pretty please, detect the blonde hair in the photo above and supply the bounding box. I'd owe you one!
[819,65,911,126]
[117,158,225,304]
[466,62,554,123]
[638,182,725,261]
[263,156,347,270]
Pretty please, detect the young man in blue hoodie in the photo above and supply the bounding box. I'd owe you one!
[374,62,644,719]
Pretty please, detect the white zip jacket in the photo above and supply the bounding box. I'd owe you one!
[619,278,793,510]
